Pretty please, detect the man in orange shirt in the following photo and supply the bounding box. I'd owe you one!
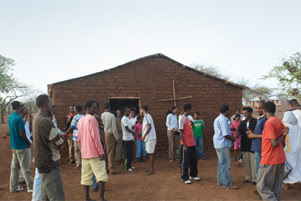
[256,102,288,201]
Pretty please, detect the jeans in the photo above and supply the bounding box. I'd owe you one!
[92,174,98,191]
[10,148,34,192]
[194,137,205,159]
[216,147,233,188]
[32,168,41,201]
[136,139,146,158]
[254,152,261,178]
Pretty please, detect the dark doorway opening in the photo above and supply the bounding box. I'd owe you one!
[109,99,140,115]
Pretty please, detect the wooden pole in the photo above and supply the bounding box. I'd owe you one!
[172,80,176,106]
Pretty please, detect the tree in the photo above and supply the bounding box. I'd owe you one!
[23,96,38,114]
[0,54,30,123]
[263,52,301,102]
[193,64,231,81]
[192,64,274,104]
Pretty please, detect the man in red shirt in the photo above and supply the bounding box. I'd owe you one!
[257,102,288,201]
[179,103,200,184]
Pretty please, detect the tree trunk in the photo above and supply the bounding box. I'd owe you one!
[1,110,5,124]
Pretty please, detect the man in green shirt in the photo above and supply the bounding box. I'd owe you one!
[193,112,206,160]
[9,101,33,192]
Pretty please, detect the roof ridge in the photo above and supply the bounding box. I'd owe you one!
[49,53,247,89]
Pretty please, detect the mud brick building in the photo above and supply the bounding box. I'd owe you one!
[48,53,246,156]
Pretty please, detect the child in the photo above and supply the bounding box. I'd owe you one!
[231,114,241,161]
[135,116,146,162]
[193,112,206,160]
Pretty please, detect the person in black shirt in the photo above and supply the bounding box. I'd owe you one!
[235,107,257,185]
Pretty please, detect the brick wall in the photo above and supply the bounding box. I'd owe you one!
[48,56,242,156]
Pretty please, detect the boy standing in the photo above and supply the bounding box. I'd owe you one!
[64,105,84,169]
[121,107,138,171]
[141,105,157,175]
[78,100,108,201]
[213,104,238,189]
[256,102,288,201]
[64,105,76,164]
[101,103,119,175]
[235,107,257,185]
[33,95,65,200]
[193,112,206,160]
[9,101,33,193]
[179,103,200,184]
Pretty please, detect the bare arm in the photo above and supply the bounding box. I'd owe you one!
[64,127,73,135]
[225,134,236,142]
[270,127,288,147]
[125,126,137,135]
[20,130,31,146]
[246,129,262,139]
[270,136,285,147]
[141,124,151,142]
[179,129,188,151]
[235,131,241,139]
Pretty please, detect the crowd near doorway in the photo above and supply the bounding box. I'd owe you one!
[108,98,140,115]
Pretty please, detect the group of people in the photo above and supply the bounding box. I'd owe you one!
[213,100,301,201]
[7,93,301,201]
[8,95,157,201]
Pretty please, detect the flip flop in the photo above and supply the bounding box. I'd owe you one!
[226,185,238,190]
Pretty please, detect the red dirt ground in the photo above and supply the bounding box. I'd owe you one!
[0,121,300,201]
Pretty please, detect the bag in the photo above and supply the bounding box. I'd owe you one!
[283,161,292,180]
[174,131,180,136]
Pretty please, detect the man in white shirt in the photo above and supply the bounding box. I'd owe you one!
[141,105,157,175]
[101,103,119,175]
[129,109,137,130]
[121,107,138,171]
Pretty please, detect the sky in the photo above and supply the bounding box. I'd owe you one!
[1,0,300,93]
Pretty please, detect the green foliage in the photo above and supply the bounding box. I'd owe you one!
[263,52,301,100]
[0,55,15,93]
[193,64,231,81]
[0,54,30,123]
[192,64,275,104]
[23,96,38,114]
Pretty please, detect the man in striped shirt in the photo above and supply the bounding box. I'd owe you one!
[65,105,84,169]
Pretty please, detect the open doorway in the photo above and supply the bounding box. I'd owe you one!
[108,98,140,116]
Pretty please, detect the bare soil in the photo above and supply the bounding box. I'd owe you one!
[0,118,300,201]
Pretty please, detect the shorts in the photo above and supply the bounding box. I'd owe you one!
[145,139,157,154]
[81,157,109,186]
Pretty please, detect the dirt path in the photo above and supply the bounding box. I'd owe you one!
[0,122,300,201]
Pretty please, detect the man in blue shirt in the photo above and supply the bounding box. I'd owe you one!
[247,101,267,177]
[213,104,238,190]
[9,101,33,192]
[65,105,84,169]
